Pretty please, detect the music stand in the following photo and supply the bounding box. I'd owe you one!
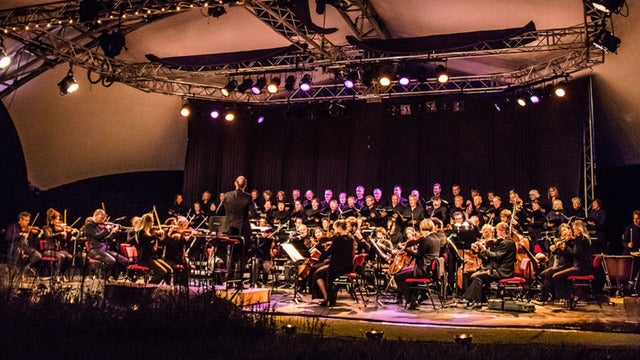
[445,237,465,306]
[280,242,305,303]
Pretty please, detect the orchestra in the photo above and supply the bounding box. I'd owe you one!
[4,181,632,311]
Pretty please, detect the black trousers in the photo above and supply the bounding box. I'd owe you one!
[463,270,501,303]
[552,266,591,300]
[88,244,129,278]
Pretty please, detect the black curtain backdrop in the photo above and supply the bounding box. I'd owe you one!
[184,80,588,205]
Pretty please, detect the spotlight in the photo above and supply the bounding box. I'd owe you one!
[591,0,625,14]
[257,115,265,124]
[57,66,79,95]
[365,330,384,343]
[180,102,191,117]
[284,75,296,91]
[282,324,297,335]
[0,49,10,69]
[299,74,312,92]
[224,111,235,122]
[378,74,391,87]
[554,81,567,98]
[251,77,266,95]
[237,78,253,93]
[398,74,411,87]
[528,90,541,104]
[267,77,281,94]
[516,96,527,107]
[454,333,473,346]
[594,30,621,53]
[221,79,237,97]
[344,71,359,89]
[208,5,226,18]
[210,110,220,119]
[436,65,449,84]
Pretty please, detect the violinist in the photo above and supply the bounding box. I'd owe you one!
[4,211,42,269]
[164,216,191,269]
[540,223,573,302]
[551,220,594,302]
[394,219,441,309]
[83,209,129,280]
[463,222,516,309]
[312,220,354,307]
[134,213,173,284]
[42,209,75,280]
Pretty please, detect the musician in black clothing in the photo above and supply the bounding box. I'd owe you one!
[360,195,382,227]
[326,199,341,222]
[394,219,442,309]
[215,192,226,216]
[463,222,516,308]
[271,201,290,226]
[302,190,315,209]
[545,199,566,231]
[551,220,594,301]
[200,191,216,216]
[189,202,208,228]
[290,200,306,224]
[485,196,505,225]
[304,198,323,225]
[4,211,42,268]
[223,176,258,282]
[566,197,585,219]
[426,197,449,225]
[402,195,425,230]
[84,209,129,279]
[587,199,607,253]
[313,220,355,307]
[168,194,188,218]
[393,185,409,208]
[338,192,349,212]
[425,183,449,209]
[540,223,573,302]
[134,213,173,284]
[623,210,640,254]
[373,188,387,208]
[448,195,466,222]
[354,185,366,209]
[525,200,547,244]
[320,189,333,211]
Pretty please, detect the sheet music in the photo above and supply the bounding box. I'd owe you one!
[281,243,305,262]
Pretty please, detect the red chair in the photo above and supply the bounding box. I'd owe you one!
[490,258,530,301]
[333,253,369,305]
[120,244,150,284]
[404,257,444,310]
[566,256,602,309]
[38,240,59,279]
[84,241,106,280]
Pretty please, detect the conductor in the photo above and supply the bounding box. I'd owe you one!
[223,176,257,282]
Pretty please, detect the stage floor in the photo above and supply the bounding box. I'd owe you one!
[245,288,640,346]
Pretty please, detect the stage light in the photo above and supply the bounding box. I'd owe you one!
[180,102,191,117]
[267,77,281,94]
[210,110,220,119]
[285,75,296,91]
[591,0,625,14]
[436,65,449,84]
[57,66,79,95]
[554,81,567,98]
[251,77,266,95]
[398,74,411,87]
[221,79,237,97]
[0,49,10,69]
[454,333,473,346]
[237,78,253,93]
[378,74,391,87]
[344,71,359,89]
[282,324,297,335]
[528,90,540,104]
[516,96,527,107]
[365,330,384,343]
[594,30,621,53]
[224,111,235,122]
[257,115,265,124]
[299,74,312,92]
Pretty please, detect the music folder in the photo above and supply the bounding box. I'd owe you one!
[281,243,305,263]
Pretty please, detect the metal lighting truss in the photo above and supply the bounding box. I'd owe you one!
[0,1,612,103]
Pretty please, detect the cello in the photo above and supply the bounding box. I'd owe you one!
[298,237,332,279]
